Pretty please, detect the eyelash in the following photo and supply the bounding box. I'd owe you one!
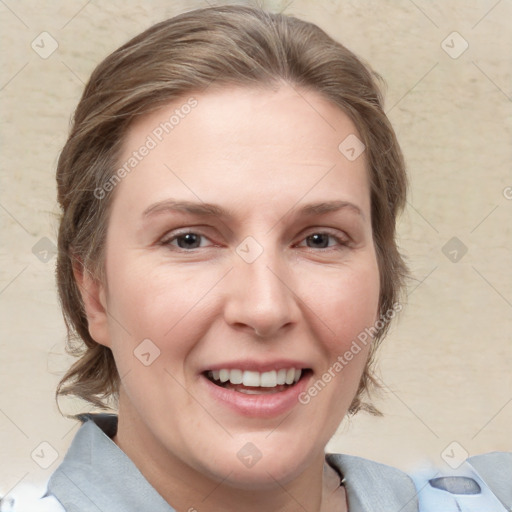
[160,229,350,252]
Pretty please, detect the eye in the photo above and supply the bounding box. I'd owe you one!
[161,231,213,250]
[160,229,349,252]
[297,232,349,250]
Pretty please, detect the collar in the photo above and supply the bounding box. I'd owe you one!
[47,413,173,511]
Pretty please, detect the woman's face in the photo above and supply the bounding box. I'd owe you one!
[85,85,380,487]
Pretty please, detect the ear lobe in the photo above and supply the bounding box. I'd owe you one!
[72,257,111,348]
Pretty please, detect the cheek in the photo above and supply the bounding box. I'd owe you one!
[102,255,223,365]
[299,257,380,350]
[298,256,380,406]
[292,260,380,438]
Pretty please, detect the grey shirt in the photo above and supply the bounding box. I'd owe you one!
[43,414,511,511]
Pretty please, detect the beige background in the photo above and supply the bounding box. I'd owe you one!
[1,0,511,500]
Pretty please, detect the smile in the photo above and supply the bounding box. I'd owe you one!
[206,368,303,392]
[201,365,313,417]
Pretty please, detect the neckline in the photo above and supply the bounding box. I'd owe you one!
[326,452,346,487]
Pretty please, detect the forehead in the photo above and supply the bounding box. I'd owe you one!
[113,84,370,219]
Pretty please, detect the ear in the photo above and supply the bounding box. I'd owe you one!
[72,257,111,348]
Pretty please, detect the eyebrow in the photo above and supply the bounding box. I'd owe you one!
[142,199,365,221]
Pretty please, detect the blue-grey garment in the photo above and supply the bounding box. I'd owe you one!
[45,414,172,511]
[410,457,511,511]
[43,414,510,512]
[468,451,512,508]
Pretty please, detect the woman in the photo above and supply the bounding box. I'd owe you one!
[33,5,509,511]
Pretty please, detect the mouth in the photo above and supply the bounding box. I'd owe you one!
[203,368,312,395]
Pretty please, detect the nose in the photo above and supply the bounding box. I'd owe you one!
[223,244,300,338]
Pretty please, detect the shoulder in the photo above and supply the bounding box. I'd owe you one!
[1,489,65,512]
[410,451,511,512]
[467,450,512,477]
[327,451,512,512]
[29,496,66,512]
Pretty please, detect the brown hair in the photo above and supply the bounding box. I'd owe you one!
[56,4,407,415]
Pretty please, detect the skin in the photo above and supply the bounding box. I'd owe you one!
[77,84,380,512]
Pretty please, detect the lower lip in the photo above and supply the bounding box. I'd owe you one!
[201,373,311,418]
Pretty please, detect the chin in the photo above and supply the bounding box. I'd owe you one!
[195,442,315,491]
[214,464,304,491]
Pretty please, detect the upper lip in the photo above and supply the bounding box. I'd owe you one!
[201,359,311,373]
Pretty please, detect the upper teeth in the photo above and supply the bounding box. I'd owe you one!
[210,368,302,387]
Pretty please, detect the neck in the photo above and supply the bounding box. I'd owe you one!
[113,400,346,512]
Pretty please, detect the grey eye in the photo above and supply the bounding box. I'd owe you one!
[175,233,202,249]
[306,233,331,248]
